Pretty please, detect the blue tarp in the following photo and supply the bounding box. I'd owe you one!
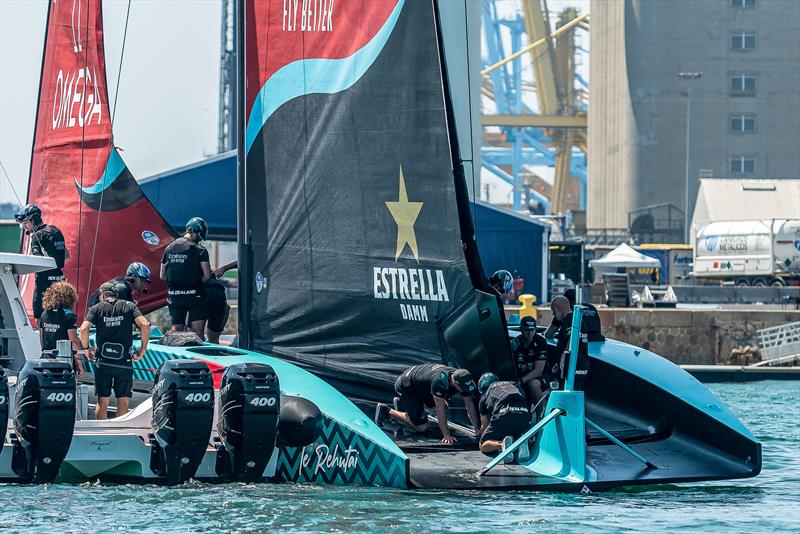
[140,151,237,240]
[141,154,549,300]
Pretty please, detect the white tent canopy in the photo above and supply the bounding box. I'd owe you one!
[589,243,661,268]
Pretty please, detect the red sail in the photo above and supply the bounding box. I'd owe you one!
[23,0,176,319]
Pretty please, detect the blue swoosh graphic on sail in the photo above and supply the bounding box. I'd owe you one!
[245,0,405,155]
[74,148,144,211]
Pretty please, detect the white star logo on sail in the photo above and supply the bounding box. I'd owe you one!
[385,166,423,262]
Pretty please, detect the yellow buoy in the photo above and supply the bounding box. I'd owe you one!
[518,294,537,320]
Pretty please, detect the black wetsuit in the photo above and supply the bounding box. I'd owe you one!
[39,306,77,351]
[161,238,209,326]
[478,381,530,445]
[30,224,66,319]
[204,278,230,333]
[510,333,549,388]
[394,364,470,426]
[550,312,590,391]
[86,299,141,398]
[88,277,133,307]
[546,303,604,342]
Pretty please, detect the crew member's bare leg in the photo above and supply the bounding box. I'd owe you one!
[117,397,130,417]
[96,397,110,420]
[389,409,429,433]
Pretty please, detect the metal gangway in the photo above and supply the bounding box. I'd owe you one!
[753,321,800,367]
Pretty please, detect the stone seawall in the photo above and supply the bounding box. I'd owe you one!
[521,307,800,365]
[148,300,799,366]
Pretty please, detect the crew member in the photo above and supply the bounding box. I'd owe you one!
[80,283,150,420]
[88,262,152,306]
[549,295,590,391]
[375,364,479,444]
[476,373,531,461]
[488,269,513,297]
[39,281,84,377]
[15,204,67,321]
[204,276,230,344]
[160,217,212,338]
[545,288,605,342]
[510,316,549,404]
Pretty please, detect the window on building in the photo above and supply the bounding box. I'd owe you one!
[731,73,757,95]
[732,0,756,8]
[730,114,757,133]
[731,32,756,50]
[730,156,756,174]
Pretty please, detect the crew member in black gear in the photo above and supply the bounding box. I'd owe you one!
[545,288,604,342]
[204,276,230,344]
[88,262,152,306]
[510,316,549,404]
[160,217,212,338]
[477,373,531,461]
[16,204,67,321]
[374,364,480,444]
[80,283,150,420]
[39,280,84,377]
[549,295,590,391]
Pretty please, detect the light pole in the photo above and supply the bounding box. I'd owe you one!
[678,72,702,243]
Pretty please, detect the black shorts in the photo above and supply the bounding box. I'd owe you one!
[394,378,428,426]
[95,362,133,398]
[204,285,230,333]
[167,293,205,326]
[480,410,530,444]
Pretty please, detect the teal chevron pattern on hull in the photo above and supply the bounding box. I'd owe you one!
[274,417,407,488]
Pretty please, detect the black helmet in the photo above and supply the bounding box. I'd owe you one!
[185,217,208,240]
[14,204,42,224]
[489,270,513,294]
[126,262,151,282]
[451,369,476,394]
[478,372,499,395]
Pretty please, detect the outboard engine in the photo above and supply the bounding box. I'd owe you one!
[0,367,8,442]
[278,395,323,447]
[11,360,76,483]
[150,360,214,485]
[216,363,280,482]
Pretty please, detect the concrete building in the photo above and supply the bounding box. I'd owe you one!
[587,0,800,242]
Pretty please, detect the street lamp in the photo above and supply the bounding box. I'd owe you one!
[678,71,702,243]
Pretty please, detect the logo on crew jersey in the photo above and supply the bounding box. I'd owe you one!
[372,166,449,323]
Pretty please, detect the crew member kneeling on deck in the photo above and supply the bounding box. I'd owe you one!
[510,316,549,404]
[80,283,150,420]
[16,204,67,322]
[375,364,479,444]
[477,373,531,462]
[160,217,212,338]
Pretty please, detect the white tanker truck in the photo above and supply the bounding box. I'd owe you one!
[692,219,800,286]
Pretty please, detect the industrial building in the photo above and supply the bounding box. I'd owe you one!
[588,0,800,243]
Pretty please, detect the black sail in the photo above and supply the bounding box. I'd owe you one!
[241,0,513,400]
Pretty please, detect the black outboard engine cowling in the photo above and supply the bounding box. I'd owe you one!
[278,395,323,447]
[12,360,76,483]
[150,360,214,485]
[216,363,280,482]
[0,367,9,442]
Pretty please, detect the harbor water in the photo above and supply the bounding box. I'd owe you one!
[0,381,797,533]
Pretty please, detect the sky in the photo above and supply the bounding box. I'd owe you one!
[0,0,221,204]
[0,0,589,207]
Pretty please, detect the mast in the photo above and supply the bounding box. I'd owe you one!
[236,0,251,348]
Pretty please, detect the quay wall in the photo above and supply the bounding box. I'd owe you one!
[521,307,800,365]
